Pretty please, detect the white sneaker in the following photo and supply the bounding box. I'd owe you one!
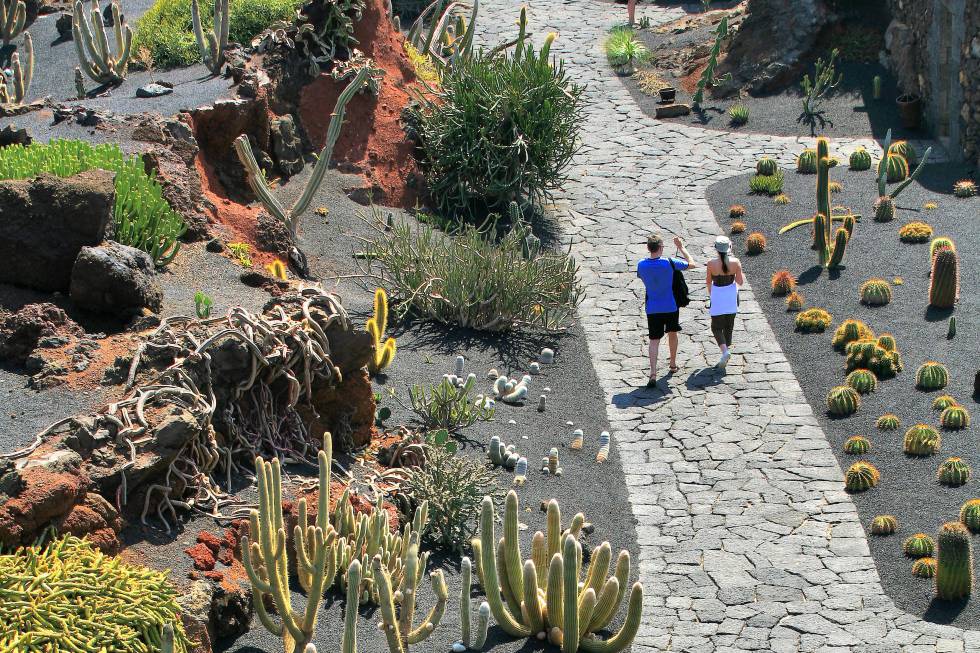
[716,351,731,369]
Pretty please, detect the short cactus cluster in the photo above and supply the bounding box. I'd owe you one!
[960,500,980,533]
[746,232,767,255]
[936,521,973,601]
[796,148,818,174]
[488,436,521,470]
[937,457,971,487]
[756,157,778,176]
[832,319,873,352]
[888,140,918,166]
[843,435,870,454]
[770,270,796,296]
[933,395,958,411]
[844,461,880,492]
[903,424,941,456]
[903,533,936,558]
[749,171,784,196]
[849,147,872,171]
[898,221,933,243]
[827,385,860,416]
[870,515,897,535]
[845,339,902,379]
[940,405,970,431]
[846,369,877,395]
[912,557,937,578]
[795,308,832,333]
[785,291,804,312]
[876,413,900,431]
[859,278,892,306]
[953,179,977,198]
[916,361,949,391]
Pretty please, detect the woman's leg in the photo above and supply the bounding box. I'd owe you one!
[725,314,735,347]
[710,316,728,352]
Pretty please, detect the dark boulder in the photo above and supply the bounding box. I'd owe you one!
[0,303,83,362]
[70,241,163,315]
[0,171,115,292]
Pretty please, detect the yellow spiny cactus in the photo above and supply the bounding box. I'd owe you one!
[266,259,288,280]
[367,287,396,375]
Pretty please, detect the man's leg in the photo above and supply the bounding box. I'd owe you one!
[648,338,660,380]
[667,331,678,370]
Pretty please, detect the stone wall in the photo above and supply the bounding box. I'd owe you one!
[961,1,980,164]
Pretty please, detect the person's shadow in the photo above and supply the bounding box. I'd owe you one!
[612,381,673,409]
[685,366,727,390]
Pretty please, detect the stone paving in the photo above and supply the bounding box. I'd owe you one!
[473,2,976,651]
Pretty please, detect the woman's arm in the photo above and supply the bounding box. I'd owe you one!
[734,259,745,286]
[706,262,714,296]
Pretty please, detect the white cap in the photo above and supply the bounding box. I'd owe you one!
[714,236,732,253]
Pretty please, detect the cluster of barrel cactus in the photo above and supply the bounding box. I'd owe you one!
[940,405,970,431]
[936,522,973,601]
[903,424,941,456]
[770,270,796,296]
[937,457,971,487]
[844,461,880,492]
[929,247,959,309]
[904,533,936,558]
[876,413,901,431]
[795,307,832,333]
[870,515,898,536]
[832,319,873,352]
[746,232,767,255]
[367,288,397,376]
[859,278,892,307]
[749,171,784,196]
[843,435,870,455]
[889,140,918,166]
[845,339,903,379]
[849,147,872,171]
[960,500,980,534]
[846,369,877,395]
[898,221,933,243]
[827,385,860,416]
[785,291,804,312]
[916,361,949,391]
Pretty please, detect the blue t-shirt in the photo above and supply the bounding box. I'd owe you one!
[637,257,689,314]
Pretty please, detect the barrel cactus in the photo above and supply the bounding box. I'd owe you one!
[933,395,958,411]
[844,461,880,492]
[960,500,980,533]
[878,153,910,183]
[953,179,977,198]
[876,413,900,431]
[832,319,873,351]
[827,385,861,416]
[936,522,973,601]
[795,308,832,333]
[940,405,970,431]
[888,140,918,167]
[903,424,941,456]
[796,148,818,174]
[746,232,767,255]
[903,533,936,558]
[845,339,902,379]
[846,369,878,395]
[912,557,938,579]
[916,361,949,391]
[929,248,959,309]
[729,204,746,219]
[938,457,971,487]
[730,220,746,234]
[870,515,897,536]
[873,195,895,222]
[898,221,933,243]
[785,291,804,312]
[843,435,870,454]
[849,147,872,171]
[876,333,897,352]
[770,270,796,296]
[756,157,779,176]
[859,278,891,306]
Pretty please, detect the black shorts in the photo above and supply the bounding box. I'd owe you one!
[647,311,681,340]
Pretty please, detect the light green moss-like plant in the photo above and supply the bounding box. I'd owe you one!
[870,515,897,535]
[904,533,936,558]
[844,461,879,492]
[903,424,941,456]
[729,103,749,125]
[72,0,132,85]
[938,457,971,487]
[827,385,860,416]
[843,435,870,454]
[916,361,949,391]
[936,522,973,601]
[876,413,900,431]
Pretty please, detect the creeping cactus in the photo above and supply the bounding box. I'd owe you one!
[849,147,872,171]
[843,435,870,454]
[876,414,900,431]
[870,515,897,536]
[846,369,877,395]
[0,0,25,46]
[0,30,31,105]
[366,287,397,375]
[960,500,980,534]
[903,424,941,456]
[72,0,132,85]
[191,0,229,75]
[940,405,970,431]
[938,457,971,487]
[457,557,490,651]
[373,543,449,653]
[904,533,936,558]
[929,248,959,309]
[916,361,949,391]
[826,385,860,417]
[936,522,973,601]
[472,491,643,652]
[844,461,879,492]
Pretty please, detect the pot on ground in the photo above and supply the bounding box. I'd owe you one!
[659,87,676,103]
[896,93,922,129]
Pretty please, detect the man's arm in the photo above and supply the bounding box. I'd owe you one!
[673,236,697,268]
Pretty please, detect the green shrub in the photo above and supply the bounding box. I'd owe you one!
[605,26,649,71]
[407,375,495,431]
[409,35,584,218]
[729,103,749,125]
[132,0,300,69]
[0,139,184,266]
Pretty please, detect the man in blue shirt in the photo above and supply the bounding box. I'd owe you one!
[637,233,696,386]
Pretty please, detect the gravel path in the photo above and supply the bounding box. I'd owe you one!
[476,1,976,651]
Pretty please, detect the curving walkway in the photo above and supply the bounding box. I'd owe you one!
[474,2,976,651]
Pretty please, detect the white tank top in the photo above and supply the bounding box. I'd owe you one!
[710,279,739,316]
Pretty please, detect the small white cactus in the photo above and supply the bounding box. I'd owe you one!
[596,430,611,463]
[537,395,546,412]
[455,355,465,377]
[529,362,541,375]
[570,429,584,450]
[540,347,555,364]
[513,457,528,485]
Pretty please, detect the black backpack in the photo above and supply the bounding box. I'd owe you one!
[669,258,690,308]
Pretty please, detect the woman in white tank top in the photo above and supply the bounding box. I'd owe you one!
[706,236,744,369]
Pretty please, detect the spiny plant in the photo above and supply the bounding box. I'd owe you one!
[770,270,796,296]
[373,542,449,653]
[872,74,882,99]
[960,500,980,534]
[729,103,749,126]
[912,557,938,579]
[876,333,897,352]
[746,232,767,254]
[846,369,877,395]
[798,48,842,134]
[832,319,873,352]
[194,291,213,319]
[936,522,973,601]
[456,557,490,651]
[0,0,26,46]
[191,0,229,75]
[812,138,851,268]
[876,413,900,431]
[756,158,778,176]
[916,361,949,391]
[729,204,747,218]
[604,26,649,73]
[843,435,870,454]
[844,461,879,492]
[407,374,494,431]
[859,278,892,306]
[904,533,936,558]
[845,339,902,379]
[873,195,895,222]
[473,491,643,652]
[829,181,843,193]
[933,395,959,411]
[938,457,971,487]
[797,148,818,174]
[953,179,977,198]
[878,152,910,183]
[947,316,956,339]
[795,307,832,333]
[870,515,897,536]
[0,30,31,105]
[826,385,860,417]
[72,0,132,85]
[785,291,804,312]
[692,15,731,108]
[265,259,287,280]
[749,171,784,196]
[888,140,917,166]
[228,242,252,267]
[930,236,955,260]
[730,220,746,234]
[903,424,941,456]
[774,193,791,205]
[898,221,933,243]
[929,248,959,309]
[940,405,971,431]
[366,287,397,376]
[873,129,933,220]
[924,201,939,210]
[849,147,872,171]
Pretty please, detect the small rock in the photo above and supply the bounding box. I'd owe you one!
[69,241,163,316]
[206,238,225,253]
[55,12,73,39]
[655,103,691,118]
[0,123,31,147]
[240,270,271,287]
[136,83,174,99]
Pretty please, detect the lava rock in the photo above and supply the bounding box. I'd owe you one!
[0,123,31,147]
[206,238,225,253]
[55,12,73,39]
[0,303,83,362]
[69,241,163,315]
[655,103,692,118]
[270,114,304,177]
[0,171,115,291]
[136,83,174,99]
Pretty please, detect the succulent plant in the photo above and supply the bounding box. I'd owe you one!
[730,221,746,234]
[774,193,791,205]
[846,369,878,395]
[797,148,818,174]
[870,514,897,535]
[539,348,555,364]
[904,533,936,558]
[898,221,933,244]
[876,333,897,352]
[795,308,832,333]
[845,339,902,379]
[849,147,872,171]
[488,436,521,470]
[936,522,973,600]
[888,140,918,167]
[729,103,749,125]
[0,30,32,106]
[878,153,909,183]
[933,395,958,411]
[843,435,870,454]
[960,500,980,533]
[912,557,938,578]
[456,557,490,651]
[72,0,132,85]
[938,457,972,487]
[844,461,880,492]
[872,75,882,99]
[859,278,892,306]
[827,385,860,417]
[756,157,778,176]
[785,291,804,312]
[729,204,747,219]
[366,288,397,376]
[929,248,959,309]
[947,316,956,339]
[940,405,971,431]
[749,171,784,196]
[930,236,955,260]
[829,181,844,193]
[826,227,849,269]
[569,429,584,451]
[770,270,796,296]
[953,179,977,198]
[916,361,949,391]
[903,424,941,456]
[191,0,229,75]
[872,195,895,222]
[876,413,900,431]
[746,232,767,255]
[832,319,874,351]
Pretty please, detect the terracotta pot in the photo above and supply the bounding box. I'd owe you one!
[896,93,922,129]
[659,87,676,103]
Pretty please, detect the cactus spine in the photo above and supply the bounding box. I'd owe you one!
[936,522,973,601]
[191,0,229,75]
[458,557,490,650]
[72,0,132,85]
[0,30,31,105]
[929,248,959,309]
[0,0,25,46]
[827,227,848,269]
[366,287,396,375]
[235,67,370,239]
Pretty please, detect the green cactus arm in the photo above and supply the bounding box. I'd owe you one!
[233,135,290,222]
[577,589,598,639]
[477,497,532,636]
[531,531,549,591]
[503,491,525,606]
[398,542,420,639]
[587,576,621,633]
[579,583,644,653]
[161,623,174,653]
[545,552,563,630]
[522,559,545,636]
[373,556,406,653]
[589,551,631,631]
[191,0,210,66]
[547,500,562,558]
[583,542,611,597]
[561,535,580,653]
[460,556,474,646]
[457,0,478,59]
[890,146,932,199]
[19,31,32,102]
[827,228,848,269]
[113,24,132,78]
[407,570,449,643]
[72,2,100,81]
[91,5,112,68]
[342,560,361,653]
[111,2,123,58]
[877,128,893,196]
[299,529,332,637]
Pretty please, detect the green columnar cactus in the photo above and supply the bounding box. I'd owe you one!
[843,435,870,454]
[0,0,25,46]
[844,461,879,492]
[936,522,973,601]
[873,196,895,222]
[191,0,229,75]
[832,319,873,352]
[912,557,938,578]
[904,533,936,558]
[797,148,818,174]
[235,68,370,239]
[756,157,778,176]
[340,560,360,653]
[816,138,832,233]
[827,227,848,268]
[876,413,900,431]
[933,395,958,411]
[960,500,980,533]
[846,369,877,395]
[827,386,860,416]
[849,147,872,171]
[876,334,897,352]
[813,213,829,264]
[888,140,918,167]
[0,30,31,105]
[938,457,971,487]
[929,248,959,309]
[691,15,731,108]
[374,544,448,653]
[916,361,950,391]
[859,278,891,306]
[940,405,971,430]
[72,0,132,85]
[458,557,490,650]
[870,515,897,535]
[948,316,956,339]
[930,236,955,259]
[903,424,941,456]
[872,75,881,99]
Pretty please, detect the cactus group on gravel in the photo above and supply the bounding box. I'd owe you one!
[936,522,973,601]
[916,361,950,391]
[845,339,902,379]
[938,457,972,487]
[870,515,897,535]
[904,533,936,558]
[795,308,832,333]
[832,319,873,352]
[844,461,880,492]
[903,424,941,456]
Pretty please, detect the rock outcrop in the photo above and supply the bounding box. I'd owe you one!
[70,241,164,315]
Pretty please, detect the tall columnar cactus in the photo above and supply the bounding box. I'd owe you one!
[191,0,229,75]
[366,287,396,375]
[929,248,959,309]
[235,68,370,239]
[72,0,132,85]
[0,0,25,46]
[815,138,832,236]
[457,557,490,651]
[473,491,642,652]
[691,15,731,108]
[936,522,973,601]
[0,30,31,106]
[374,542,448,653]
